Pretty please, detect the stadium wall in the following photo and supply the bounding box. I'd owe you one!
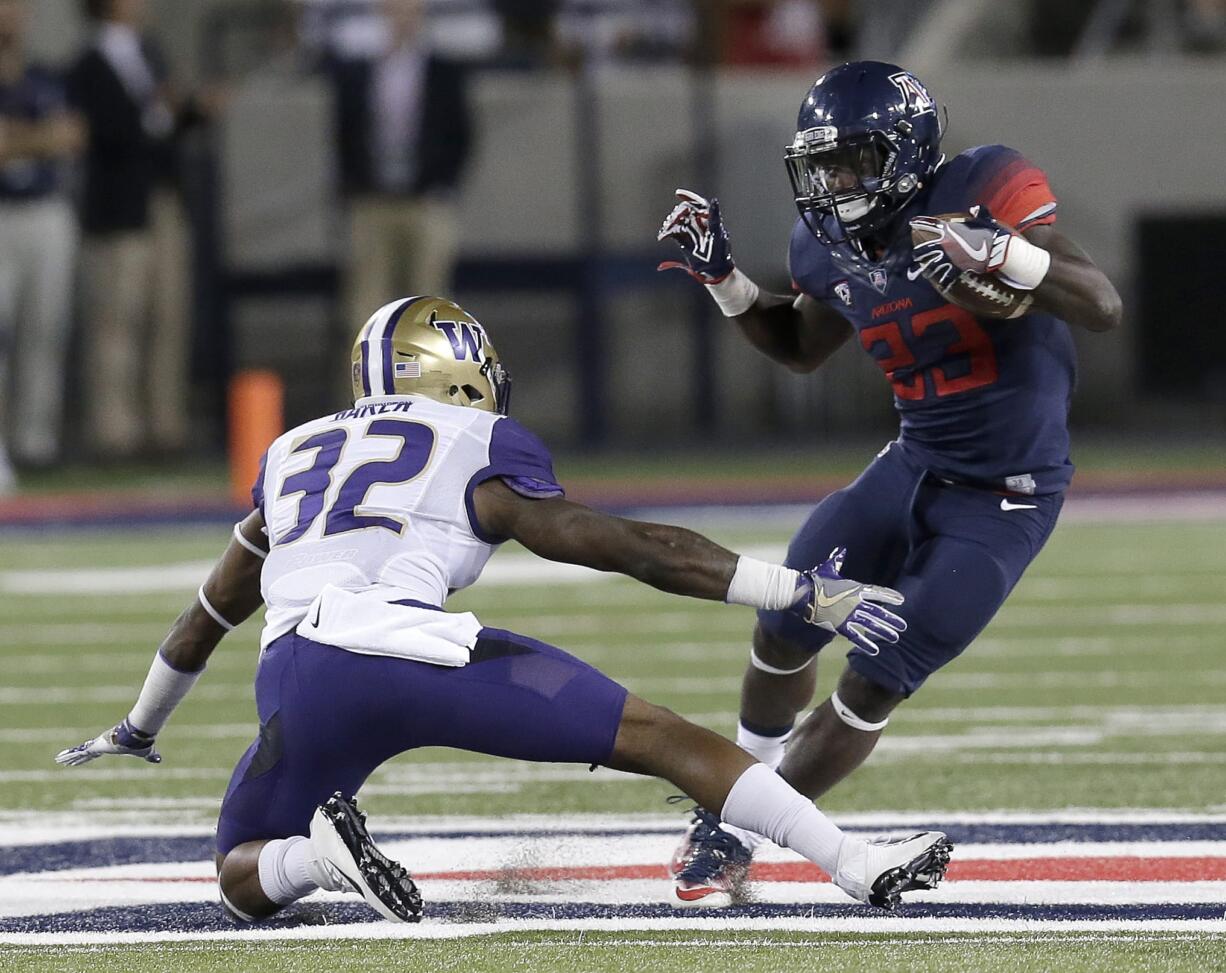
[220,62,1222,442]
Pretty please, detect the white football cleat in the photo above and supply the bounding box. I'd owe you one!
[832,831,952,909]
[309,793,422,922]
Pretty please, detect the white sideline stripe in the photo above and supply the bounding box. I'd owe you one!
[1,808,1224,845]
[6,934,1219,952]
[5,879,1226,920]
[11,828,1226,867]
[1,916,1224,946]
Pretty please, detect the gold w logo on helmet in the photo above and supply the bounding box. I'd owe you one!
[428,310,489,363]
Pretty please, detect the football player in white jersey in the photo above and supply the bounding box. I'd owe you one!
[56,296,950,922]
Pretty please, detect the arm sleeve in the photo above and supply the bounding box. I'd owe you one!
[970,145,1058,231]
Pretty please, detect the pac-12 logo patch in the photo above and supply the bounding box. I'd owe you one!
[869,268,888,294]
[834,279,853,307]
[889,71,936,116]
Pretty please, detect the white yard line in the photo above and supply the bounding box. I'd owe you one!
[4,879,1225,920]
[1,916,1224,946]
[0,724,256,744]
[0,684,249,705]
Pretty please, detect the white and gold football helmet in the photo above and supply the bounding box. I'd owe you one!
[351,296,511,414]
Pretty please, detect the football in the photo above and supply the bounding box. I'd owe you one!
[910,212,1036,320]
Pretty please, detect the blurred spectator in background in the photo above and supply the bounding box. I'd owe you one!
[0,0,83,489]
[491,0,566,69]
[723,0,829,68]
[68,0,204,461]
[326,0,472,337]
[1184,0,1226,51]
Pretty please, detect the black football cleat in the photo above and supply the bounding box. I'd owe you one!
[833,831,953,910]
[309,792,423,922]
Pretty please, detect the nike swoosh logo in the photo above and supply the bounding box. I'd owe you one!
[946,232,989,263]
[815,585,859,608]
[1000,498,1038,511]
[906,265,926,281]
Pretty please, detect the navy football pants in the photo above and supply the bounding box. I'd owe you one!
[758,441,1063,696]
[216,629,628,854]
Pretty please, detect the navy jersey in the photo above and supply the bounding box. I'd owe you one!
[789,145,1075,494]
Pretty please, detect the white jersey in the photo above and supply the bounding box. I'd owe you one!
[253,394,563,660]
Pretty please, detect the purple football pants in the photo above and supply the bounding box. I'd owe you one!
[216,629,627,854]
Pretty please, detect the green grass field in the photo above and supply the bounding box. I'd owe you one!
[1,512,1224,970]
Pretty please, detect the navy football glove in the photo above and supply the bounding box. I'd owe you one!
[55,718,162,767]
[656,189,736,284]
[910,205,1015,291]
[790,548,907,655]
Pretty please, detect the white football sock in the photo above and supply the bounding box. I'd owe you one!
[719,763,849,874]
[715,723,794,851]
[257,835,344,905]
[736,722,791,770]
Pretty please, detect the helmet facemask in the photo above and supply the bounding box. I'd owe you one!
[784,63,947,267]
[786,129,907,250]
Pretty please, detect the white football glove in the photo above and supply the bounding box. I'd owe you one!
[55,720,162,767]
[791,547,907,655]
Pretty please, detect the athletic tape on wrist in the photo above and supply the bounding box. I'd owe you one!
[726,556,802,610]
[127,651,203,737]
[233,522,267,559]
[749,647,816,676]
[706,267,760,317]
[1000,235,1051,290]
[830,690,889,732]
[198,586,236,631]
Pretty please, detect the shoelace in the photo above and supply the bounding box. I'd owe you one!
[678,811,750,879]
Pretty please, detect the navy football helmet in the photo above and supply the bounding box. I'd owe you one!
[785,61,945,251]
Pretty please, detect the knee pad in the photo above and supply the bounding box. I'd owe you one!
[830,690,889,732]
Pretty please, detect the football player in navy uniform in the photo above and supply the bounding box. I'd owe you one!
[55,296,950,922]
[658,61,1121,906]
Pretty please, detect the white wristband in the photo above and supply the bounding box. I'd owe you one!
[999,234,1051,291]
[726,556,802,611]
[127,651,203,736]
[705,267,760,317]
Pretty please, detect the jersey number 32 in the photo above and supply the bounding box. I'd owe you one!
[273,419,436,546]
